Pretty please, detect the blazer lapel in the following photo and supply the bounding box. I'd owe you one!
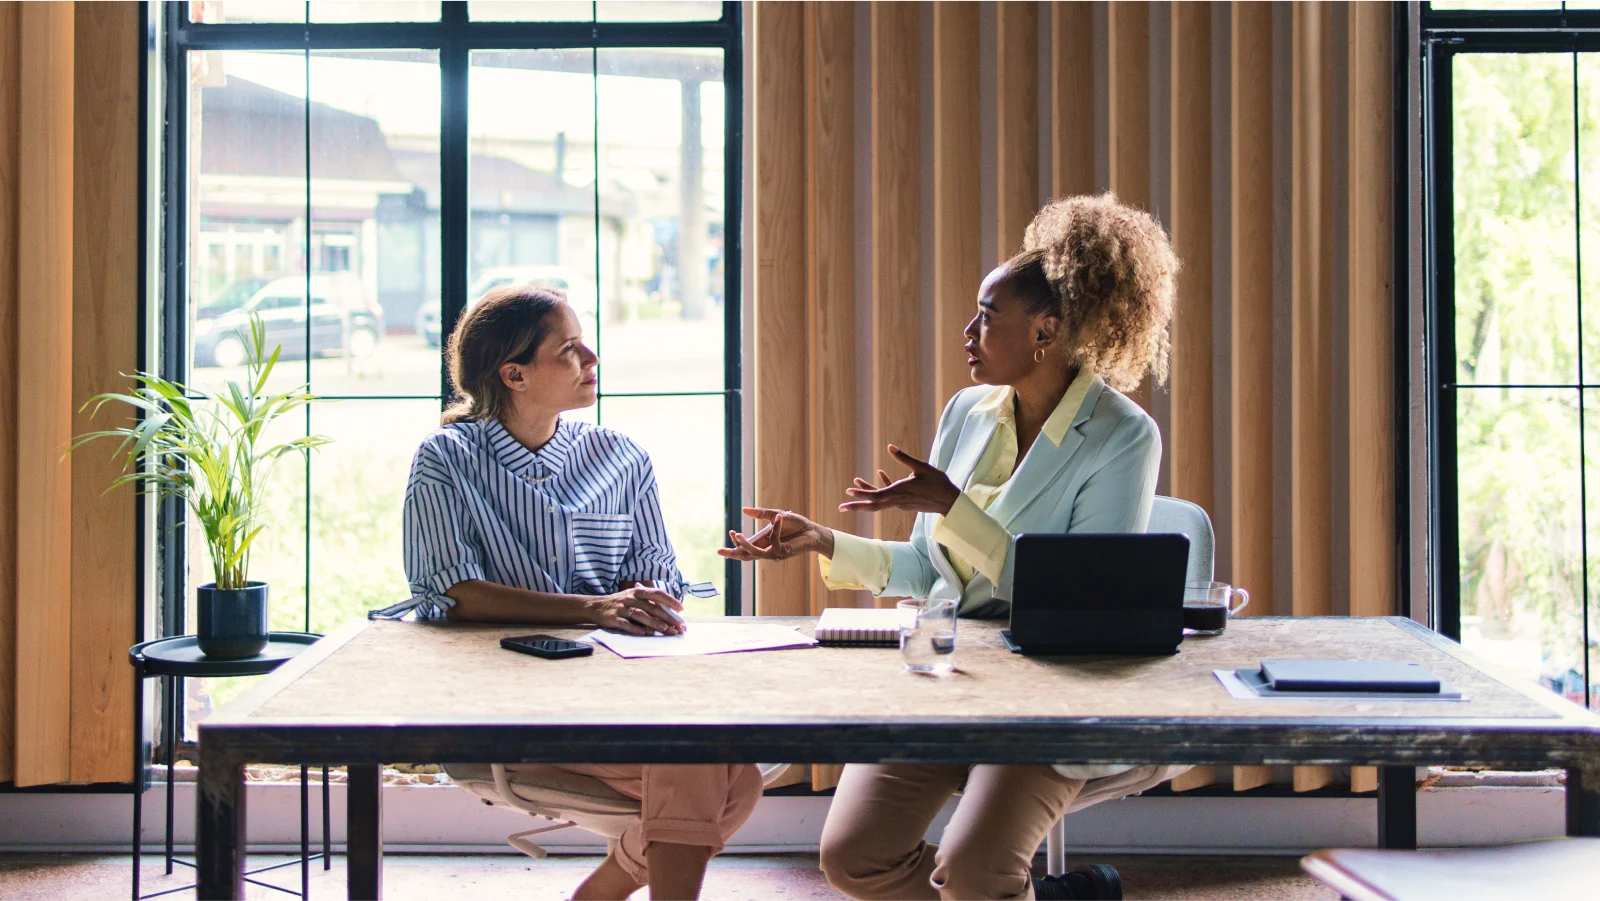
[925,517,961,594]
[986,378,1105,527]
[942,391,1003,492]
[924,393,1002,591]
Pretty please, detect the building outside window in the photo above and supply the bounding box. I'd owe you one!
[159,1,742,726]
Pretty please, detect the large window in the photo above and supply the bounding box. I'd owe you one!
[160,1,742,716]
[1423,2,1600,711]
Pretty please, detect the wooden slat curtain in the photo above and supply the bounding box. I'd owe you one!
[0,0,139,787]
[751,1,1396,793]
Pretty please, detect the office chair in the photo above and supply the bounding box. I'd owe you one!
[1043,495,1215,877]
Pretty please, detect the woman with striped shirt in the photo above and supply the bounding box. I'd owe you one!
[394,285,759,901]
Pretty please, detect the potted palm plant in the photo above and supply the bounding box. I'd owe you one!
[73,316,330,658]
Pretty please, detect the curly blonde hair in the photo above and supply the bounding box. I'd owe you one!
[1017,193,1177,392]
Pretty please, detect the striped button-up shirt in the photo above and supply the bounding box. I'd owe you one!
[379,416,713,622]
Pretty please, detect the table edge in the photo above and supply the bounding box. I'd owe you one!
[210,619,368,719]
[1388,617,1600,724]
[192,714,1600,769]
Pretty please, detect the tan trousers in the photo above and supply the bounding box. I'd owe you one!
[819,763,1086,901]
[553,763,763,883]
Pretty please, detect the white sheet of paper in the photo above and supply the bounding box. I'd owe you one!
[584,623,818,659]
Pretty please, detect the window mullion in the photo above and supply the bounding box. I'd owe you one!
[440,39,469,407]
[1575,50,1593,711]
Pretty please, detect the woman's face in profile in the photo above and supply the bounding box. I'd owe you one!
[502,302,599,413]
[963,265,1045,387]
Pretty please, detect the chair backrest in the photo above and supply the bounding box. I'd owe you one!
[1147,495,1214,585]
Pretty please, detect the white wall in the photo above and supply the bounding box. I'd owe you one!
[0,784,1568,856]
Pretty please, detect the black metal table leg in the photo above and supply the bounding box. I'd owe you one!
[131,662,144,901]
[165,675,179,874]
[301,765,310,898]
[346,765,383,900]
[1568,764,1600,836]
[1377,765,1418,850]
[322,767,331,871]
[196,743,247,900]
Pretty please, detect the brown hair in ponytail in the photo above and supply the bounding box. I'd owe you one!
[441,284,566,425]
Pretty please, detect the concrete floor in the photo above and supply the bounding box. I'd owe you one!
[0,852,1337,900]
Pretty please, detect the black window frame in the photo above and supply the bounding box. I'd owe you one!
[1420,1,1599,708]
[156,0,747,655]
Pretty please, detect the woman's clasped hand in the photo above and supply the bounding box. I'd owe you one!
[587,585,686,636]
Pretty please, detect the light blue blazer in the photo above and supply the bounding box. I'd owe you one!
[881,375,1162,617]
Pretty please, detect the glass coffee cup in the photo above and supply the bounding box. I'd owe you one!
[1182,581,1250,636]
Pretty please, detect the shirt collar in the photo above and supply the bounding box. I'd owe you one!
[969,367,1098,447]
[483,417,574,477]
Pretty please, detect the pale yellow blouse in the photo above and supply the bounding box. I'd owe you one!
[819,369,1094,594]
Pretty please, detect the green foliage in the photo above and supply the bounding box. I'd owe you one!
[1453,54,1577,385]
[1451,53,1598,675]
[71,316,331,591]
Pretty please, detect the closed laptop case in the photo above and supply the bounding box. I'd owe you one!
[1009,533,1188,654]
[1259,658,1441,693]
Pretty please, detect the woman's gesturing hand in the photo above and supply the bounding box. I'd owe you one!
[839,445,962,516]
[719,507,835,562]
[586,585,685,636]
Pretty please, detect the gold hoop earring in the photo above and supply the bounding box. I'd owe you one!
[1033,348,1045,364]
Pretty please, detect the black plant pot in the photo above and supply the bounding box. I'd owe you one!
[196,582,269,659]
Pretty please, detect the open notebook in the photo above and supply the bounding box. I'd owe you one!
[815,607,902,647]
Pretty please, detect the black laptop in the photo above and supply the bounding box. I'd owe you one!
[1001,533,1190,655]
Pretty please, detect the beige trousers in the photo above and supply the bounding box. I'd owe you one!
[819,763,1087,901]
[545,763,763,883]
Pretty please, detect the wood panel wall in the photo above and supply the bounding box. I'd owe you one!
[0,1,20,786]
[69,1,139,785]
[1108,2,1151,213]
[994,1,1038,260]
[1165,1,1221,796]
[1290,1,1334,622]
[1347,1,1396,622]
[0,0,140,787]
[1227,0,1277,798]
[932,3,981,413]
[1169,1,1213,517]
[13,0,76,787]
[870,2,921,549]
[752,0,810,618]
[1050,3,1094,198]
[804,1,857,617]
[749,0,1398,796]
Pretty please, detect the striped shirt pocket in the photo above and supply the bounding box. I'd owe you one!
[570,512,634,589]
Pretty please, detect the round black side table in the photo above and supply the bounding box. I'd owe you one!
[130,633,327,900]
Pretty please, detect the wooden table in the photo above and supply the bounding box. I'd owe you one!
[195,616,1600,899]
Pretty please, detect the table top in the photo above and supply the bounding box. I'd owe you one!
[199,616,1600,769]
[1301,838,1600,901]
[131,632,321,677]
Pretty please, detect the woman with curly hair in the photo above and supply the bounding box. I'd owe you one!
[722,194,1181,900]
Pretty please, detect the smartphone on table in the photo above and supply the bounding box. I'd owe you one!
[500,634,594,659]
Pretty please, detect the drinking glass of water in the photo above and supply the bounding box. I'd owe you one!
[897,598,957,674]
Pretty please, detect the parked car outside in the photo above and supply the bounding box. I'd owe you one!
[194,273,384,368]
[415,266,600,347]
[198,274,277,320]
